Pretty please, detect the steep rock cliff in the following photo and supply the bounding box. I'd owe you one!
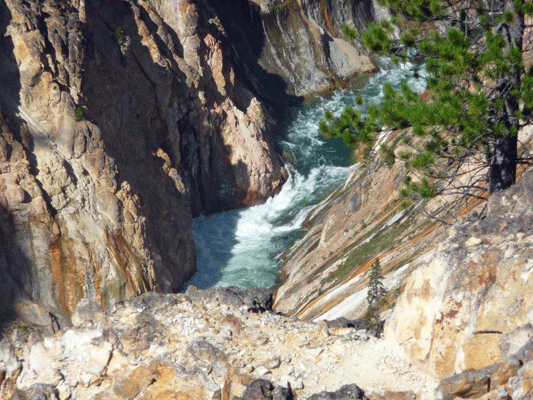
[207,0,379,102]
[386,166,533,379]
[0,0,400,329]
[274,129,450,318]
[0,0,289,326]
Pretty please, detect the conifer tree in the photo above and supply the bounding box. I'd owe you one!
[320,0,533,207]
[365,259,388,336]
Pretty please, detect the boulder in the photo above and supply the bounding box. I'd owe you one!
[8,384,59,400]
[367,391,417,400]
[307,384,368,400]
[385,169,533,379]
[70,299,105,327]
[233,379,293,400]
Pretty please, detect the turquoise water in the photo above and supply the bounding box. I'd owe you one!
[186,59,427,290]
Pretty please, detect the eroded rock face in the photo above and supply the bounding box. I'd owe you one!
[385,168,533,379]
[274,130,449,319]
[207,0,378,102]
[0,0,288,325]
[0,290,438,400]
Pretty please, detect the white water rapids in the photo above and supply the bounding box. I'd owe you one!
[186,59,427,290]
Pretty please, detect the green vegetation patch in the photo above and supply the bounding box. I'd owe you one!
[342,23,359,41]
[75,107,85,122]
[325,214,411,284]
[269,0,293,13]
[115,26,125,46]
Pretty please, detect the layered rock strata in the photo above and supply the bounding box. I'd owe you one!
[274,129,450,318]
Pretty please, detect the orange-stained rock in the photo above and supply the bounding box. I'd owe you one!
[386,167,533,379]
[0,0,288,326]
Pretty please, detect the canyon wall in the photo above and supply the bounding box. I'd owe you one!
[274,122,533,393]
[208,0,379,102]
[0,0,287,326]
[0,0,376,327]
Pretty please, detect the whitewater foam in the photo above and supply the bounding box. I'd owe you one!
[188,58,427,290]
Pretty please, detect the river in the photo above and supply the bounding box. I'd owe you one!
[186,58,426,290]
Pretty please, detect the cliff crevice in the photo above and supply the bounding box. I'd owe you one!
[0,0,393,329]
[0,0,297,326]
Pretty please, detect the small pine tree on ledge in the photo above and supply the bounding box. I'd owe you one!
[365,259,388,337]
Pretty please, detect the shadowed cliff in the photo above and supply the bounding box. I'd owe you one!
[203,0,302,107]
[0,0,287,327]
[204,0,378,103]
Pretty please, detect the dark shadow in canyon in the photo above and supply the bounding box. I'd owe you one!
[203,0,304,109]
[83,0,200,291]
[185,209,240,290]
[0,0,18,108]
[0,0,23,333]
[0,1,68,333]
[0,203,19,332]
[0,204,34,334]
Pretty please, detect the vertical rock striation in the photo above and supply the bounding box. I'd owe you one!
[0,0,288,326]
[0,0,380,327]
[207,0,379,102]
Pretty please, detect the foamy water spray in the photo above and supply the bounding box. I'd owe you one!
[187,59,427,290]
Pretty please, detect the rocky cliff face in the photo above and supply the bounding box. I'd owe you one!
[0,0,292,327]
[275,126,533,321]
[274,129,450,318]
[0,0,378,328]
[207,0,379,102]
[386,166,533,379]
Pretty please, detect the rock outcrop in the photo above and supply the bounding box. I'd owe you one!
[5,287,533,400]
[0,0,292,326]
[385,167,533,379]
[0,290,438,400]
[207,0,379,102]
[430,326,533,399]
